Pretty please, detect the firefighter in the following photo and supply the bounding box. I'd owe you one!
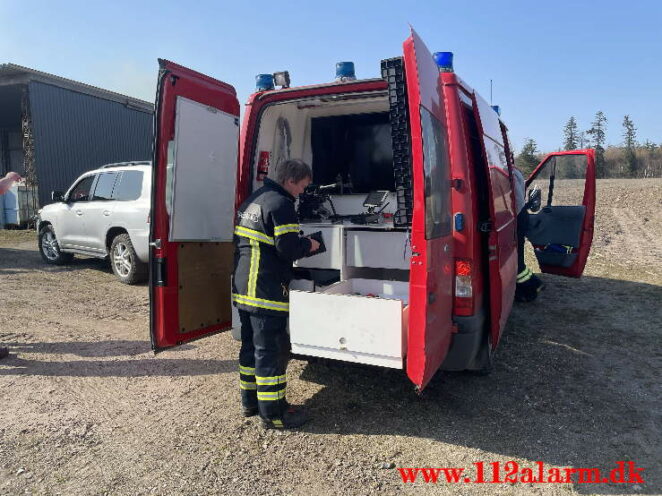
[512,168,544,302]
[233,159,321,429]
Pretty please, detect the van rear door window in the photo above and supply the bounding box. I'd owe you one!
[420,106,451,239]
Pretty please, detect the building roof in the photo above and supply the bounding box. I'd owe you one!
[0,63,154,113]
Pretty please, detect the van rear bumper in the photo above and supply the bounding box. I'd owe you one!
[441,308,486,371]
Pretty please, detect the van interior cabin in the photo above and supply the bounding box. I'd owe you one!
[247,88,413,368]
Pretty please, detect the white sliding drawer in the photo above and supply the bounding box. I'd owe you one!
[289,279,408,369]
[346,230,410,270]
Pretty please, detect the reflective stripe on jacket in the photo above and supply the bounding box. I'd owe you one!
[232,178,312,315]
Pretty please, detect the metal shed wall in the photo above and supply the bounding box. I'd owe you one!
[28,81,153,206]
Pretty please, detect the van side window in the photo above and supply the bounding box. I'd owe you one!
[92,172,119,201]
[115,171,144,201]
[68,176,95,202]
[420,106,451,239]
[530,155,587,207]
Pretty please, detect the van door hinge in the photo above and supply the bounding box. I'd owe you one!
[479,221,493,233]
[153,257,167,287]
[149,239,162,249]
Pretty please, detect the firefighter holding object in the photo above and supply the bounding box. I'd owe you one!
[232,159,320,429]
[512,168,544,302]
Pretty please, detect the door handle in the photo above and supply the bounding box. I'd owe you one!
[75,210,83,216]
[103,210,111,216]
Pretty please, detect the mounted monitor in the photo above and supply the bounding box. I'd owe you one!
[310,112,394,193]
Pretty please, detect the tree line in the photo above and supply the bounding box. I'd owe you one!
[515,112,661,178]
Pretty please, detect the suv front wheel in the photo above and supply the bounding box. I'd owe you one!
[39,225,73,265]
[110,233,147,284]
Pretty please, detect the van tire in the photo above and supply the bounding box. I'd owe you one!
[472,331,494,376]
[110,233,147,285]
[38,225,73,265]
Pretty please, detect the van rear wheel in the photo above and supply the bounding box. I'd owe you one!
[472,331,494,376]
[110,233,147,284]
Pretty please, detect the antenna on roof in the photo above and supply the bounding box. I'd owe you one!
[490,79,493,105]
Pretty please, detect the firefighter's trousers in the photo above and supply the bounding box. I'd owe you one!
[238,310,289,419]
[516,208,530,275]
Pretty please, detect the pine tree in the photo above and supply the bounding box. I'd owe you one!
[563,116,579,150]
[515,138,540,175]
[586,111,607,177]
[642,140,657,152]
[622,115,638,176]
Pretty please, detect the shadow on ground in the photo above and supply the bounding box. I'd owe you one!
[297,274,662,494]
[1,340,193,357]
[0,340,233,377]
[0,247,148,285]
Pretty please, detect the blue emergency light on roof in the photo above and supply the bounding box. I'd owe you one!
[433,52,453,73]
[492,105,501,116]
[335,62,356,82]
[256,74,275,91]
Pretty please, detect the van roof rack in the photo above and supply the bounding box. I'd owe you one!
[100,161,152,169]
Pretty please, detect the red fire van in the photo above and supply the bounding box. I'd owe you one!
[148,29,596,391]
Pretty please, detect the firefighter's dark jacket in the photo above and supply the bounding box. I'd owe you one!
[232,178,312,316]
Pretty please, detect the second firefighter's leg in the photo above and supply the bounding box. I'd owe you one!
[238,310,258,416]
[252,314,288,422]
[516,209,528,276]
[515,210,543,302]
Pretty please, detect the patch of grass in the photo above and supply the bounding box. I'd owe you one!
[0,229,36,245]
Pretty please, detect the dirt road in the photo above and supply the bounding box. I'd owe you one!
[1,179,660,495]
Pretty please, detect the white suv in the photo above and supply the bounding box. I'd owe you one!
[36,161,151,284]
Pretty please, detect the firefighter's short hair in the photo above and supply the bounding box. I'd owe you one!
[276,159,312,185]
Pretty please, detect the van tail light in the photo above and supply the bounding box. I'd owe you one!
[454,258,474,316]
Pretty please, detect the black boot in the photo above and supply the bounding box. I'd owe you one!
[515,274,544,302]
[262,405,308,430]
[242,406,259,417]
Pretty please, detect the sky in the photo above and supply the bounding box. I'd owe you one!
[1,0,660,152]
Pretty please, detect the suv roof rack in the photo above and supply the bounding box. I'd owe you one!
[100,161,152,169]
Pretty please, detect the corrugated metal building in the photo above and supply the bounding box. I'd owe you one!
[0,63,153,209]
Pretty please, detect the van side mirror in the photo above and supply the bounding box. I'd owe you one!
[51,191,64,202]
[527,186,542,213]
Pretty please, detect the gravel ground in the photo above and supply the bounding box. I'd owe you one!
[0,178,660,495]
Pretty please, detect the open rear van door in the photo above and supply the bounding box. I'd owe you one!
[525,149,596,278]
[403,29,455,390]
[150,60,240,351]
